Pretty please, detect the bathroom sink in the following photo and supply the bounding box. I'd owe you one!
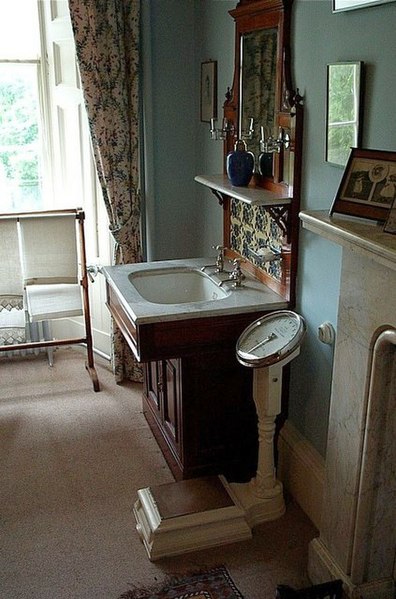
[128,267,230,304]
[103,258,288,362]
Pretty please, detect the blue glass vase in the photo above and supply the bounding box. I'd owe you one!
[226,140,255,187]
[258,151,273,177]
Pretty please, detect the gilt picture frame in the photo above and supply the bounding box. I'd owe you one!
[200,60,217,123]
[330,148,396,222]
[333,0,395,12]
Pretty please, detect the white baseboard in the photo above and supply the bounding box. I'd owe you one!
[278,420,325,530]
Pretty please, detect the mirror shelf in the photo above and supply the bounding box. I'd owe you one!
[195,174,291,206]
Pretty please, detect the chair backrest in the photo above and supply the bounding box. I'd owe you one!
[0,218,24,307]
[19,214,79,286]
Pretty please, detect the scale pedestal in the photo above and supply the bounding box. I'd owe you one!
[133,312,305,560]
[229,362,289,527]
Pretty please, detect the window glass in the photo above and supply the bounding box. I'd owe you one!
[0,1,40,59]
[0,63,44,211]
[0,1,44,212]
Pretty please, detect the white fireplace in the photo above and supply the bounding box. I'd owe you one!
[299,211,396,599]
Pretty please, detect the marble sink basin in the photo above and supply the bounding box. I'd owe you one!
[128,267,230,304]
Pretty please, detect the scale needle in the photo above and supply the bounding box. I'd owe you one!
[247,332,277,354]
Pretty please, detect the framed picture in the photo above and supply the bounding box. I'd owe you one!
[325,62,364,167]
[330,148,396,222]
[333,0,395,11]
[200,60,217,123]
[384,197,396,234]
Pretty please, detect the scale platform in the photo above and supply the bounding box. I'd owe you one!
[133,475,252,560]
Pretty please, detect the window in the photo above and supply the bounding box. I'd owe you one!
[0,0,111,356]
[0,1,49,212]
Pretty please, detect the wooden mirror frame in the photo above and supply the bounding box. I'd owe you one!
[222,0,303,307]
[224,0,301,189]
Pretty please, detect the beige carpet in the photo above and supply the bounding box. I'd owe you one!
[0,348,317,599]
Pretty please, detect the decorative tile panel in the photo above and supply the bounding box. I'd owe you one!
[230,198,283,280]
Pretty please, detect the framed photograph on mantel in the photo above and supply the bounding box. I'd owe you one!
[333,0,395,12]
[330,148,396,222]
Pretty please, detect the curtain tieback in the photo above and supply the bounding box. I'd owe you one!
[109,208,140,247]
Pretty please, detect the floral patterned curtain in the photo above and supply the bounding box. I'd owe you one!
[68,0,142,383]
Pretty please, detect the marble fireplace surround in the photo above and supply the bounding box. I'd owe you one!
[299,211,396,599]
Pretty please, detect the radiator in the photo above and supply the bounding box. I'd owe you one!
[0,312,53,361]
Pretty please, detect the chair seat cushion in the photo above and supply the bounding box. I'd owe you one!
[25,284,83,322]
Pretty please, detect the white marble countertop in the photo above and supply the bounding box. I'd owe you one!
[300,210,396,271]
[195,174,291,206]
[102,257,287,325]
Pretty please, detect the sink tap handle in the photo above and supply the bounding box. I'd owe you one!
[230,258,245,285]
[211,244,226,273]
[232,257,244,270]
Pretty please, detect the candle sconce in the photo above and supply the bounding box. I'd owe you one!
[241,117,254,141]
[260,126,290,154]
[209,118,235,141]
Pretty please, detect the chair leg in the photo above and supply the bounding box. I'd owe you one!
[83,306,100,392]
[29,321,41,355]
[85,360,100,392]
[83,291,100,392]
[42,320,54,366]
[78,213,100,392]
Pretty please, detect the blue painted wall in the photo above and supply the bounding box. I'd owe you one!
[290,0,396,455]
[142,0,396,457]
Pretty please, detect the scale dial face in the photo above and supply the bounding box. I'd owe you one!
[236,310,306,368]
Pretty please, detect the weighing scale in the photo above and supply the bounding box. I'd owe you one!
[133,310,306,560]
[231,310,306,526]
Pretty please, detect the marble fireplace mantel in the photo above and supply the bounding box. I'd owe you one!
[299,210,396,599]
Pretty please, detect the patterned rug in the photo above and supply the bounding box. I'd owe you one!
[118,566,245,599]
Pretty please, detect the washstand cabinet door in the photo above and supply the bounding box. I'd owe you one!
[162,358,181,456]
[143,359,182,463]
[144,360,163,419]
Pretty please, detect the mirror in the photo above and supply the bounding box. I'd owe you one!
[326,61,364,167]
[224,0,298,189]
[240,27,278,156]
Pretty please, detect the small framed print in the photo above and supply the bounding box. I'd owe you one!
[200,60,217,123]
[325,62,364,167]
[330,148,396,222]
[384,197,396,234]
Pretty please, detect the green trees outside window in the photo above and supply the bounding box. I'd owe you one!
[0,63,43,211]
[326,62,363,167]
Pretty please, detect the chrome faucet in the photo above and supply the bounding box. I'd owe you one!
[218,258,245,288]
[201,245,226,273]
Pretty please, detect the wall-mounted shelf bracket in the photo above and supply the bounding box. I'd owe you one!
[195,174,291,235]
[210,188,226,207]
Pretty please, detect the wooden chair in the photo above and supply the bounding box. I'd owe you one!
[0,208,99,392]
